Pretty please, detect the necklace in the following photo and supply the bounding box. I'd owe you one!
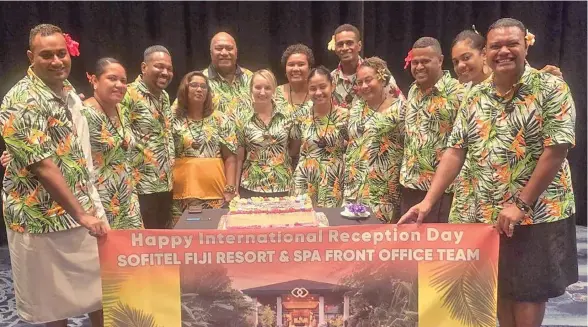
[254,107,273,142]
[186,116,205,150]
[288,84,308,108]
[357,95,386,135]
[94,97,129,151]
[312,102,333,149]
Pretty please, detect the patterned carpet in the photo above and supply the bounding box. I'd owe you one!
[0,227,586,327]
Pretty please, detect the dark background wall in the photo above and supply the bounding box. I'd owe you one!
[0,1,585,237]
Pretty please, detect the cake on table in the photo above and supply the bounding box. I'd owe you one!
[218,194,328,229]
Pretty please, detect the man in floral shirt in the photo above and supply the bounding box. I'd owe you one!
[329,24,403,109]
[399,18,577,327]
[399,37,464,223]
[122,45,175,228]
[0,23,108,325]
[204,32,253,117]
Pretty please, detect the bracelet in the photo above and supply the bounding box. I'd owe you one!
[223,185,237,194]
[512,196,534,216]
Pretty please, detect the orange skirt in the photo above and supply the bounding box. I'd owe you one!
[173,157,226,200]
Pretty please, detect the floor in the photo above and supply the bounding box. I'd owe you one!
[0,227,586,327]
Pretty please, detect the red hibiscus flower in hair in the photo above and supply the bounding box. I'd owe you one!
[404,49,413,69]
[63,33,80,57]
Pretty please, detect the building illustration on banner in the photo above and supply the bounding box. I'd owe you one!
[242,279,351,327]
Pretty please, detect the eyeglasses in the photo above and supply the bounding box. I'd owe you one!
[188,82,208,90]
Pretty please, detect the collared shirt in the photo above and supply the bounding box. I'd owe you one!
[0,68,101,233]
[172,110,237,159]
[234,100,297,193]
[331,57,405,109]
[400,71,464,192]
[274,85,312,115]
[121,75,174,194]
[204,64,253,117]
[343,97,406,221]
[81,103,142,229]
[447,66,576,225]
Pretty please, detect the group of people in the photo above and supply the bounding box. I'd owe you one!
[0,17,577,327]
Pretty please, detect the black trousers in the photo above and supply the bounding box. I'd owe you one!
[138,191,173,229]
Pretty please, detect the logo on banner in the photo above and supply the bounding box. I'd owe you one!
[291,287,309,298]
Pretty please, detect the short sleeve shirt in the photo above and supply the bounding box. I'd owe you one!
[172,110,237,159]
[121,76,174,194]
[447,66,576,225]
[234,100,297,193]
[0,68,95,233]
[400,71,464,192]
[331,57,405,109]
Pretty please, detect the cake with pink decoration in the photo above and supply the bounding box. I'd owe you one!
[221,194,323,229]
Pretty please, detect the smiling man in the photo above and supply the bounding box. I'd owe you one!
[0,23,108,326]
[399,18,578,327]
[330,24,403,108]
[399,37,464,223]
[203,32,253,117]
[121,45,175,229]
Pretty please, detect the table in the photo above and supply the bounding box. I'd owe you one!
[174,208,383,229]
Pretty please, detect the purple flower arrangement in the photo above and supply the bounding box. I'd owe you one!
[346,203,368,215]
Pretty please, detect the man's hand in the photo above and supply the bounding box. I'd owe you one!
[397,201,432,226]
[78,213,110,237]
[1,150,11,168]
[540,65,563,78]
[495,203,525,238]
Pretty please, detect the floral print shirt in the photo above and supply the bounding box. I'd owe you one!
[331,57,405,109]
[447,66,576,225]
[204,64,253,117]
[292,103,349,207]
[343,98,406,222]
[400,71,464,192]
[234,100,298,193]
[121,76,174,194]
[0,68,97,233]
[81,103,143,229]
[172,110,237,159]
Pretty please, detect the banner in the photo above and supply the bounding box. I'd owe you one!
[98,224,499,327]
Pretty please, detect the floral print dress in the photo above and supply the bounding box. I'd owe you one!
[343,98,406,222]
[292,103,349,207]
[81,102,143,229]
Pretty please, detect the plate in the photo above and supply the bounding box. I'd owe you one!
[340,210,370,218]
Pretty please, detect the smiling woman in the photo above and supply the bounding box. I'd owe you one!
[81,57,143,230]
[275,44,315,114]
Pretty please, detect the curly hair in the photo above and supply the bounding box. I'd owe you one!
[175,71,214,119]
[359,57,391,86]
[281,44,315,68]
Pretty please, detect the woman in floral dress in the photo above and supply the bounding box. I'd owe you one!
[81,57,143,229]
[292,66,349,207]
[171,71,238,223]
[343,57,405,222]
[275,44,315,114]
[234,69,300,198]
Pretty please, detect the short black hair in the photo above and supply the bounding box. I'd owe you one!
[281,44,315,68]
[308,66,332,83]
[413,37,443,55]
[143,45,171,62]
[29,23,62,50]
[452,30,485,52]
[334,24,361,41]
[93,57,123,78]
[488,18,526,34]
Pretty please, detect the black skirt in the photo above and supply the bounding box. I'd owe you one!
[498,215,579,302]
